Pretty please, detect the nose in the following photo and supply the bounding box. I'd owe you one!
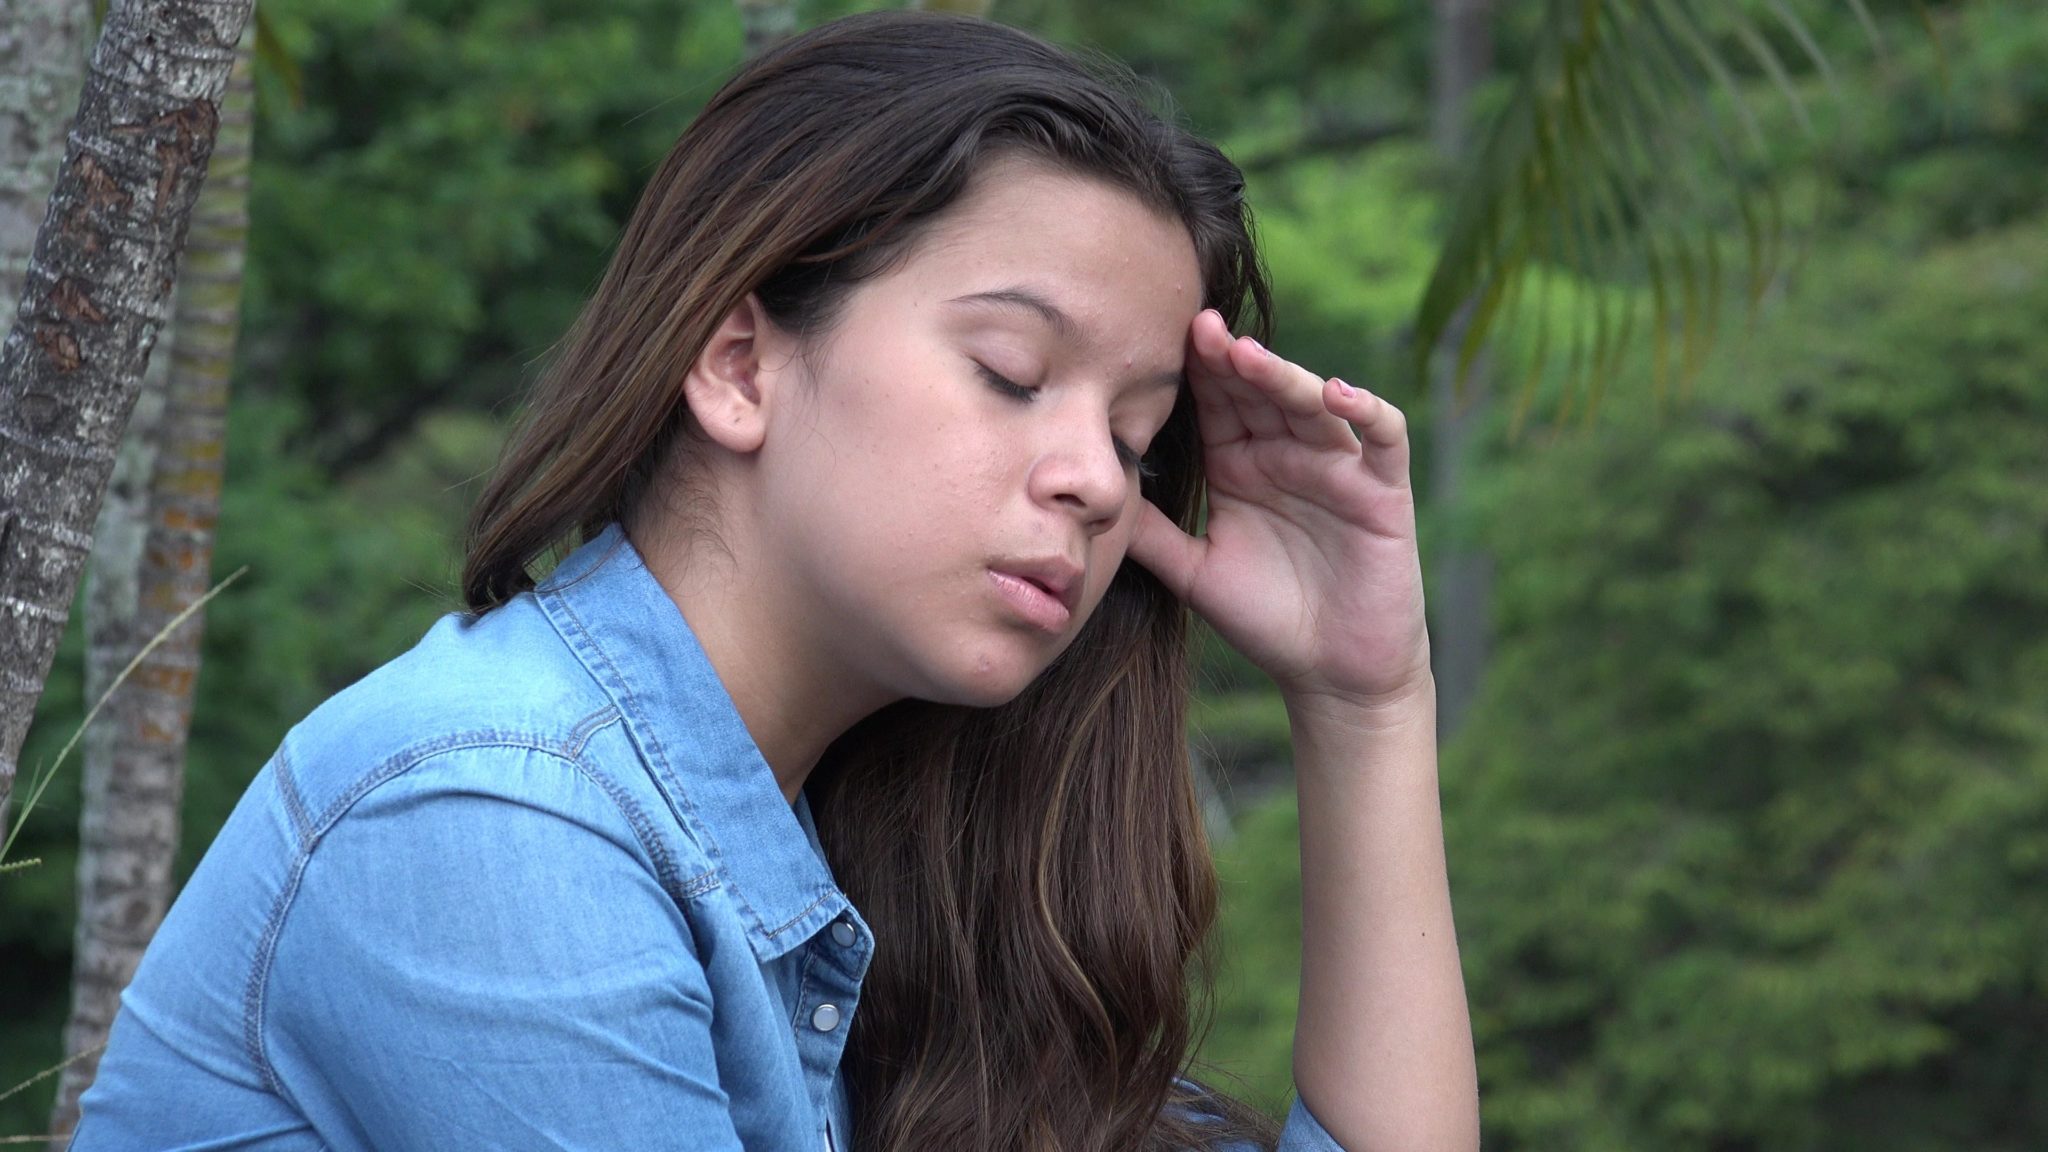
[1028,411,1129,535]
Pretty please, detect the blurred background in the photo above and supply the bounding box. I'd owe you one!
[3,0,2043,1147]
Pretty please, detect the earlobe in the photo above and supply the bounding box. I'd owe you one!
[681,295,773,455]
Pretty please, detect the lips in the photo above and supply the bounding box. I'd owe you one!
[991,557,1081,613]
[988,557,1083,633]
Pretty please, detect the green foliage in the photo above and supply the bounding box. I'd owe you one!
[997,0,1428,142]
[1192,692,1293,768]
[1197,790,1304,1114]
[1246,148,1444,403]
[243,0,744,468]
[1412,1,1954,424]
[1443,211,2048,1151]
[1827,0,2048,246]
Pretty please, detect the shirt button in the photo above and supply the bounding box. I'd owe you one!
[811,1003,843,1033]
[830,918,857,948]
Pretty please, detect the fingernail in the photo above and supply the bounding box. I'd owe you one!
[1244,337,1266,356]
[1335,378,1355,396]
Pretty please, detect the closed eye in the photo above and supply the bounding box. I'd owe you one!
[974,362,1156,478]
[975,361,1036,401]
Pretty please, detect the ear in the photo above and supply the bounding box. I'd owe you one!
[682,293,783,455]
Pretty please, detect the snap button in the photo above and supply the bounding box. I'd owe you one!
[811,1002,842,1032]
[830,918,857,948]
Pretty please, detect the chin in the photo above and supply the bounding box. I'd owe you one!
[919,642,1055,710]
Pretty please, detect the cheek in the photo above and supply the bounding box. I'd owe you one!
[816,412,1007,578]
[1080,515,1137,610]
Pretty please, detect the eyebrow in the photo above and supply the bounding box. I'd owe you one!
[944,287,1184,395]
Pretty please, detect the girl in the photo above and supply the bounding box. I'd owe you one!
[72,11,1476,1151]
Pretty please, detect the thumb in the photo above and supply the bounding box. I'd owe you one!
[1124,497,1204,603]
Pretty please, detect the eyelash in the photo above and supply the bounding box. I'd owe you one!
[974,363,1158,480]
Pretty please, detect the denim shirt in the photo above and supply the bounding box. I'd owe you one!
[72,523,1344,1151]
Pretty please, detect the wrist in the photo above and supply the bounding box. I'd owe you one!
[1282,673,1438,739]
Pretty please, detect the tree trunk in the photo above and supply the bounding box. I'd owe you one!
[0,0,94,336]
[47,11,253,1137]
[81,316,173,733]
[0,0,254,832]
[1426,0,1494,740]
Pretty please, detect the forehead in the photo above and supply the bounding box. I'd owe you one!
[887,159,1204,363]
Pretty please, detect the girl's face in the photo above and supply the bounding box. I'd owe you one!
[752,157,1203,709]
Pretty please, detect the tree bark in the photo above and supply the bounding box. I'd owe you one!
[1426,0,1494,740]
[80,314,172,731]
[47,11,253,1138]
[0,0,94,336]
[0,0,254,832]
[77,286,175,909]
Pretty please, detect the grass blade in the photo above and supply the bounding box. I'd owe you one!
[0,567,248,870]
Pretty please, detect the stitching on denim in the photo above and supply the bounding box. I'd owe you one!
[544,586,769,932]
[244,708,669,1095]
[561,713,694,899]
[244,849,312,1093]
[271,748,314,852]
[790,942,820,1034]
[765,889,836,938]
[567,704,618,756]
[301,708,614,838]
[533,532,629,598]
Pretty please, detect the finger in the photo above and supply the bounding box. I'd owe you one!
[1188,311,1287,438]
[1323,377,1412,485]
[1122,496,1205,604]
[1226,336,1362,451]
[1187,337,1248,446]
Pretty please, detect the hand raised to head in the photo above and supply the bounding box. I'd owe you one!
[1126,309,1431,713]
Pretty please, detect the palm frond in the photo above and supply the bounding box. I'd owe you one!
[1411,0,1940,429]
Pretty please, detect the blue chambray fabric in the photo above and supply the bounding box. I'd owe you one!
[70,523,1345,1151]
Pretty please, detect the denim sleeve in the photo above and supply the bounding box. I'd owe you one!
[261,745,743,1151]
[1173,1080,1349,1152]
[1276,1095,1347,1151]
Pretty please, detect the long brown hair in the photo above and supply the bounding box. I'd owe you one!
[462,12,1278,1150]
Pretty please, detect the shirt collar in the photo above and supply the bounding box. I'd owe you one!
[535,522,850,963]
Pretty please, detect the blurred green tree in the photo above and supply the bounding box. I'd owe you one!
[241,0,742,474]
[1446,210,2048,1152]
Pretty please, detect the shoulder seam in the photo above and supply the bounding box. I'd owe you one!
[296,706,619,839]
[271,747,314,852]
[543,584,758,925]
[245,704,631,1089]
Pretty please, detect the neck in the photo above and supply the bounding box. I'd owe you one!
[624,514,893,805]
